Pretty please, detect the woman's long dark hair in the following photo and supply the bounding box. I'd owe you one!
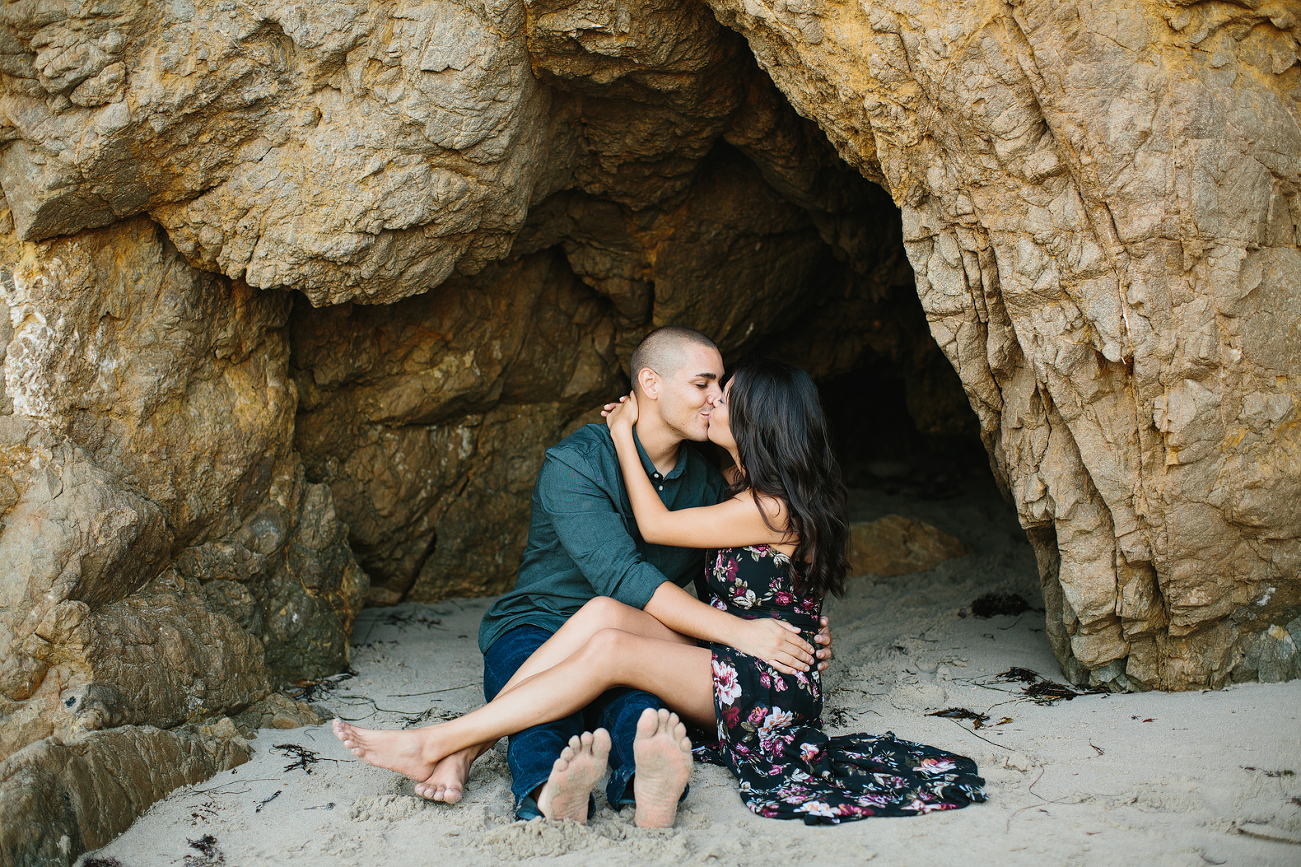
[725,357,849,599]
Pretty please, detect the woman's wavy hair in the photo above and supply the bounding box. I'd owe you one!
[725,357,849,599]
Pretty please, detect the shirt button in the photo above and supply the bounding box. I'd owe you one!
[658,486,664,491]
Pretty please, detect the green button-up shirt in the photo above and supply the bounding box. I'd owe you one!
[478,423,726,653]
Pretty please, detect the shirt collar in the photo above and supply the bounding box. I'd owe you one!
[632,426,688,480]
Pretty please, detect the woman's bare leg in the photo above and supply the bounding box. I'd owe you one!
[334,629,713,787]
[501,597,693,694]
[413,598,693,800]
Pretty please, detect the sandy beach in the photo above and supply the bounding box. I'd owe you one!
[83,482,1301,867]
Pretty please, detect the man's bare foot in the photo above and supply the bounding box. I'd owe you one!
[536,729,611,823]
[414,742,493,802]
[332,719,440,783]
[632,708,692,828]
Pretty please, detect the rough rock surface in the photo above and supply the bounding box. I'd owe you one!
[0,723,250,867]
[0,0,557,305]
[847,515,970,578]
[0,5,1297,846]
[0,218,366,763]
[705,0,1301,689]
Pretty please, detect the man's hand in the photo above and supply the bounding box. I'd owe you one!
[731,617,816,675]
[814,615,833,672]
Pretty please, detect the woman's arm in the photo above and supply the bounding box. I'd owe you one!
[603,394,813,671]
[605,395,788,549]
[642,582,815,673]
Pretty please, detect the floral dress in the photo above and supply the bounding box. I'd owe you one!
[696,546,987,824]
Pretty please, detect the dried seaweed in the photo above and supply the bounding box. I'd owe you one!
[271,743,338,775]
[255,790,281,813]
[184,835,224,867]
[993,667,1106,705]
[998,667,1040,684]
[290,671,355,703]
[969,592,1032,618]
[82,859,124,867]
[928,707,990,727]
[1243,766,1296,778]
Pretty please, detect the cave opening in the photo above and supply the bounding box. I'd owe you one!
[283,63,1020,612]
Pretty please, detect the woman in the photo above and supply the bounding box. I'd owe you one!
[336,358,985,823]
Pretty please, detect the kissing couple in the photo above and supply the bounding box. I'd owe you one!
[335,326,985,826]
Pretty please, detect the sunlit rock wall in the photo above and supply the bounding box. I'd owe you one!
[0,218,366,764]
[0,7,1298,829]
[704,0,1301,688]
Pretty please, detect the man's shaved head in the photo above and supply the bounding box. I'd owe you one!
[630,326,718,393]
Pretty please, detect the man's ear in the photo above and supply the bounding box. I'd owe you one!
[636,367,660,400]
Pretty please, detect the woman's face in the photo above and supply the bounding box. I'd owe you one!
[708,380,736,452]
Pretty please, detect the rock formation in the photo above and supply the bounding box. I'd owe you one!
[847,516,970,578]
[0,0,1298,858]
[704,0,1301,689]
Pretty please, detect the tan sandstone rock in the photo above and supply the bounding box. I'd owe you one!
[705,0,1301,689]
[0,724,250,867]
[0,0,1293,815]
[848,516,970,578]
[0,218,366,763]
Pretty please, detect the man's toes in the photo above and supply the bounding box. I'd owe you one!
[592,728,612,757]
[636,707,659,738]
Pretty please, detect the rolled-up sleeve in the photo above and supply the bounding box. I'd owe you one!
[536,455,670,610]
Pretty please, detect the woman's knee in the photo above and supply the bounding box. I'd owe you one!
[580,627,637,667]
[574,596,634,629]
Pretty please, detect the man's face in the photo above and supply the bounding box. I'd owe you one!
[653,344,724,443]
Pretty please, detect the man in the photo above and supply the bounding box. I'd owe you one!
[340,327,831,825]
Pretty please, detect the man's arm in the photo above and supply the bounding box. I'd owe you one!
[538,455,674,610]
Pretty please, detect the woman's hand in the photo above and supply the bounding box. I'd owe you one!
[601,391,638,431]
[815,615,833,672]
[731,617,816,675]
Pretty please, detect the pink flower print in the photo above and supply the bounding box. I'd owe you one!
[759,672,771,688]
[773,676,788,692]
[748,706,768,727]
[917,757,957,775]
[906,795,947,814]
[757,708,794,750]
[713,660,742,705]
[775,591,792,605]
[722,706,741,728]
[795,800,836,818]
[800,742,822,763]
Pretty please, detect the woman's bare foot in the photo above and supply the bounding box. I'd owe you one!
[535,729,611,823]
[332,719,442,783]
[631,708,692,828]
[414,742,493,802]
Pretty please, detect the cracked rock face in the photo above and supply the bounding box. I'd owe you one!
[0,218,366,766]
[0,0,1298,831]
[704,0,1301,688]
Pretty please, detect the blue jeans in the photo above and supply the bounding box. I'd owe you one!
[482,625,665,819]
